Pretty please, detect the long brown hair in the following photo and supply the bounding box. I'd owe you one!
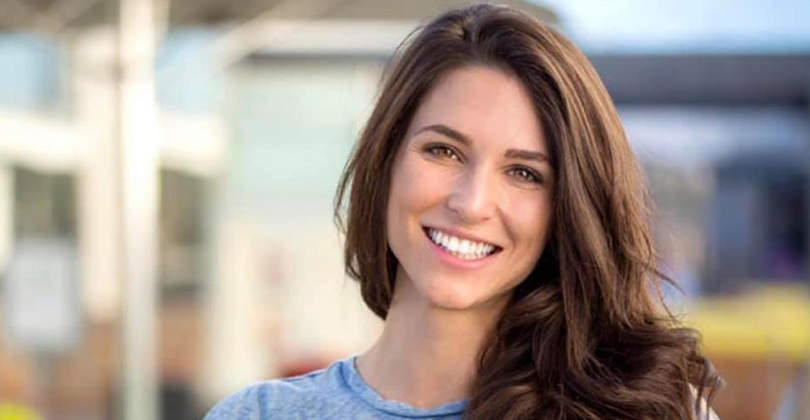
[334,4,722,419]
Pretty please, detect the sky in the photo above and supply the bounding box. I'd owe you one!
[533,0,810,53]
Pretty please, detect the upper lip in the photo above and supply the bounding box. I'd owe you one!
[423,225,502,248]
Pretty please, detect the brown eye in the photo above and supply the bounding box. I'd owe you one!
[425,144,462,162]
[508,166,542,184]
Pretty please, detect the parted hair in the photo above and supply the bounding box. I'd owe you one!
[334,3,723,419]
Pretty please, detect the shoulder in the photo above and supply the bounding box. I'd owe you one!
[202,363,344,420]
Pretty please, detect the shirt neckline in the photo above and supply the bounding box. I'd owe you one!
[339,355,469,418]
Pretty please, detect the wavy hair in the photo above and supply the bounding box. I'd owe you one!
[334,4,723,419]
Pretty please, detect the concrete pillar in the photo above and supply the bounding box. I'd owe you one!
[73,28,122,324]
[117,0,160,418]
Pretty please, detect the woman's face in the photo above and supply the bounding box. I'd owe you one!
[386,65,555,312]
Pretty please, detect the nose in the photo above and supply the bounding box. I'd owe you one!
[446,166,497,224]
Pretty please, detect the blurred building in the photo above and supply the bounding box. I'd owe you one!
[599,54,810,420]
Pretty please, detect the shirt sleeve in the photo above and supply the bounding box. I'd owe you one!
[202,385,266,420]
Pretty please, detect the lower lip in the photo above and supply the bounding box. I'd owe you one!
[423,228,501,270]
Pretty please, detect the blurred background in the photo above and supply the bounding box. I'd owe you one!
[0,0,808,419]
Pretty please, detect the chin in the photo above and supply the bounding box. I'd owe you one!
[429,294,481,311]
[417,275,490,311]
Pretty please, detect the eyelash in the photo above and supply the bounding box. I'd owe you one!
[423,144,544,185]
[425,144,462,161]
[507,167,543,184]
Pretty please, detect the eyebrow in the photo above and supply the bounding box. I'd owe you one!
[413,123,550,164]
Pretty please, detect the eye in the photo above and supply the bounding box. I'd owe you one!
[507,166,543,184]
[424,144,463,162]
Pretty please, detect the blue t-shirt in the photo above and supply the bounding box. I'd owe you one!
[203,355,720,420]
[202,355,468,419]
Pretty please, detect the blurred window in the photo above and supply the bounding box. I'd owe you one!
[623,106,810,294]
[159,169,208,299]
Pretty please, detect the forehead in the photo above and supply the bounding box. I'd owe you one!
[406,65,547,153]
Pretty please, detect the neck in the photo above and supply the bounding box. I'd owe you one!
[355,267,507,409]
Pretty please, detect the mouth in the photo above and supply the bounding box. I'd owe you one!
[422,226,503,261]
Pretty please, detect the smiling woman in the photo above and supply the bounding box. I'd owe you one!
[384,66,553,314]
[204,3,723,420]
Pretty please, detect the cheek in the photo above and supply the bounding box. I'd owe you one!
[389,156,448,216]
[502,195,552,290]
[386,157,450,270]
[507,192,553,252]
[387,156,432,251]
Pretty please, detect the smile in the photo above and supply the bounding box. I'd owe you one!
[424,227,501,260]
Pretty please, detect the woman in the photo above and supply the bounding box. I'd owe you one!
[204,4,723,419]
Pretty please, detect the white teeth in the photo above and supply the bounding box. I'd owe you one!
[448,237,459,252]
[426,228,498,260]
